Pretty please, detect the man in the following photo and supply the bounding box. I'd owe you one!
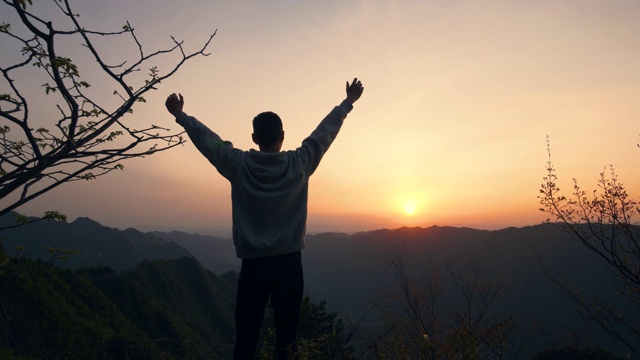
[165,78,364,359]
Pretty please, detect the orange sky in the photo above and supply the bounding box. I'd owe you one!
[5,0,640,236]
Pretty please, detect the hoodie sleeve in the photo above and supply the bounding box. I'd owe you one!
[175,112,242,180]
[296,100,353,176]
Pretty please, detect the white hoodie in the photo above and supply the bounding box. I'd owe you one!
[176,100,353,258]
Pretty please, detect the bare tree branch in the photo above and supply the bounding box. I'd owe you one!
[0,0,216,219]
[539,138,640,356]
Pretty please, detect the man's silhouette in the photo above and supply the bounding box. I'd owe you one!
[165,78,364,359]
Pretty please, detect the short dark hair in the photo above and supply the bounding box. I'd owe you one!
[252,111,283,147]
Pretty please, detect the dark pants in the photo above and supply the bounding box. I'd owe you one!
[233,251,304,360]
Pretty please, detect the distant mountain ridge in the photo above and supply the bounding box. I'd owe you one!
[150,230,240,273]
[0,213,191,271]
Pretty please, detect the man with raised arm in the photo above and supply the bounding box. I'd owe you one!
[165,78,364,359]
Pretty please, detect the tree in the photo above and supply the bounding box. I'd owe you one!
[257,296,356,360]
[0,0,215,219]
[358,250,525,360]
[539,139,640,356]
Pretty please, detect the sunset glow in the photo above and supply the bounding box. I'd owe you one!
[394,191,428,219]
[402,201,418,217]
[5,0,640,235]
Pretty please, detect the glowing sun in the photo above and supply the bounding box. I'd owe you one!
[402,200,418,216]
[395,191,428,219]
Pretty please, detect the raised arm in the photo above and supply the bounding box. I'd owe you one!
[345,78,364,105]
[164,92,241,180]
[297,78,364,175]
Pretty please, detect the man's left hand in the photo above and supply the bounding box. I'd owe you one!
[165,93,184,117]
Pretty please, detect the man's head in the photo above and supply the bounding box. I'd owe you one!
[252,111,284,152]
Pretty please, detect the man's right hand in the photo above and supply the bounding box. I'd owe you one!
[165,93,184,117]
[345,78,364,104]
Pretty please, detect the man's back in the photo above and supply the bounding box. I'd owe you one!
[174,99,354,258]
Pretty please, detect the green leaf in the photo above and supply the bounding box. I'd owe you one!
[17,0,33,10]
[15,214,29,225]
[51,57,79,76]
[0,23,10,33]
[0,94,16,102]
[12,141,25,151]
[78,173,96,181]
[42,83,58,95]
[43,211,67,222]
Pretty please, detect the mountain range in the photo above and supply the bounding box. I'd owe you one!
[1,213,637,358]
[0,214,191,271]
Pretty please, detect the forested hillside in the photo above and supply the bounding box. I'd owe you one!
[0,254,236,359]
[0,248,351,359]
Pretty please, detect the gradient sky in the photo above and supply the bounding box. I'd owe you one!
[4,0,640,236]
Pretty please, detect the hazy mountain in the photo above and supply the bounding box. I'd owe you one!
[0,213,192,271]
[303,224,635,356]
[147,223,637,355]
[304,226,491,314]
[151,230,240,274]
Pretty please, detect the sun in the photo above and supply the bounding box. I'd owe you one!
[402,200,418,216]
[395,192,427,218]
